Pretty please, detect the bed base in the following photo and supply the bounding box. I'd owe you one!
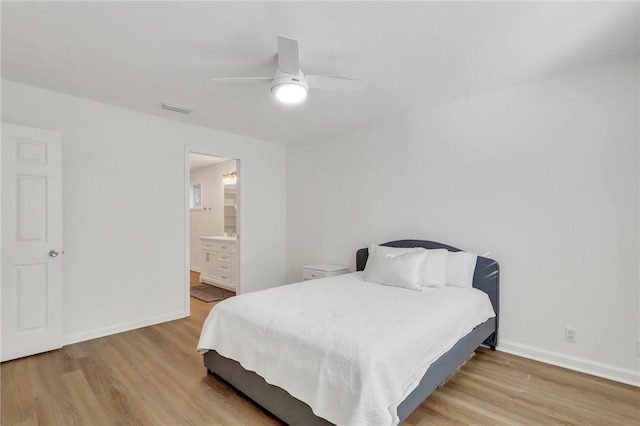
[205,351,332,426]
[205,317,496,425]
[397,317,495,421]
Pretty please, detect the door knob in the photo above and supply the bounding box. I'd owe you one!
[49,249,61,257]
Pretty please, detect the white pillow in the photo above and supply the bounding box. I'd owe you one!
[446,251,478,288]
[363,244,420,274]
[421,249,448,288]
[364,250,426,291]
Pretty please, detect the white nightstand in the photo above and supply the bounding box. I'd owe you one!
[303,264,349,281]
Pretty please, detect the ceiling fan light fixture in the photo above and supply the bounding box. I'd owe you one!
[272,82,308,104]
[271,70,309,104]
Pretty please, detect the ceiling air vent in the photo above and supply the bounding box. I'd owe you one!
[161,102,194,114]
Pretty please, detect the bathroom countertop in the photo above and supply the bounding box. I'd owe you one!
[200,236,237,242]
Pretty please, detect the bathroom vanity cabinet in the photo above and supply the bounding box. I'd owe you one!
[200,237,237,291]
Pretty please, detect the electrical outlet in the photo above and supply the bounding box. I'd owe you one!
[565,327,577,343]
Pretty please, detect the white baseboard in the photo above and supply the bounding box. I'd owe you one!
[190,266,201,272]
[499,339,639,387]
[63,310,186,346]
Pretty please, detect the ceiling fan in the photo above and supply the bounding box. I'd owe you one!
[211,35,363,105]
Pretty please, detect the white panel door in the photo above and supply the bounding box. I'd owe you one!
[1,123,63,362]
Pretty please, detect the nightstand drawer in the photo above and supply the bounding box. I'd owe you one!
[303,269,327,280]
[303,264,348,281]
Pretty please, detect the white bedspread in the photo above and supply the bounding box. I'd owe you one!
[197,272,495,426]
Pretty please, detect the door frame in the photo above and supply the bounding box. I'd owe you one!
[183,148,241,315]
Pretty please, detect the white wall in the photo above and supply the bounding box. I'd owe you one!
[189,159,236,270]
[2,80,286,344]
[287,59,639,385]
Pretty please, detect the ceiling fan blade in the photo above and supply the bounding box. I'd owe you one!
[277,35,300,75]
[306,75,364,92]
[210,77,273,83]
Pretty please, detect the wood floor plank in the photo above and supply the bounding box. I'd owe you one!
[61,369,111,425]
[2,271,638,425]
[74,355,145,426]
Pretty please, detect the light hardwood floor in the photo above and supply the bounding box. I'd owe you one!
[2,272,638,425]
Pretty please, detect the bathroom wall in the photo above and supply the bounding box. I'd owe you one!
[190,159,237,270]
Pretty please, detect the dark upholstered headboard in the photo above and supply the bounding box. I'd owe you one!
[356,240,499,348]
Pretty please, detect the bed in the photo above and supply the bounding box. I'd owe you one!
[198,239,499,425]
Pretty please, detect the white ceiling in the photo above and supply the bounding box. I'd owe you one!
[2,2,638,145]
[189,153,228,170]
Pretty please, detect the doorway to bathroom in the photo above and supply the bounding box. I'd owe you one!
[187,152,239,313]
